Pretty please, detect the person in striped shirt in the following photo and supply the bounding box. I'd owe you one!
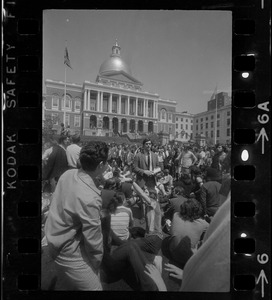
[108,192,134,241]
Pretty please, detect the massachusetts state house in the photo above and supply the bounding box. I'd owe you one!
[43,41,178,142]
[43,41,231,145]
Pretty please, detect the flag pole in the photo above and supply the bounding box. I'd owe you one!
[214,84,218,145]
[64,41,67,127]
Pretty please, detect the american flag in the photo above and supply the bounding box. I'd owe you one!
[64,47,72,69]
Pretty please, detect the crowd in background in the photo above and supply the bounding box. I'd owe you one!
[41,128,231,291]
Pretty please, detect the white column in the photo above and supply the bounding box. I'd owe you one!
[87,90,90,111]
[143,99,146,117]
[136,98,138,116]
[109,93,112,113]
[101,92,103,112]
[128,96,130,115]
[84,90,87,110]
[118,94,122,114]
[96,91,99,112]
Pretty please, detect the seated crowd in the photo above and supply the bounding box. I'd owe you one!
[42,135,231,291]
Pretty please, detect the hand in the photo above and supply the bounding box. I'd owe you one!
[144,170,154,176]
[164,263,183,280]
[144,264,167,291]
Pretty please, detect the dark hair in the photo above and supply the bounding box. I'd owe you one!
[173,186,185,196]
[143,138,152,146]
[107,192,125,213]
[104,177,121,190]
[71,134,81,144]
[79,141,108,172]
[58,135,68,144]
[179,199,203,221]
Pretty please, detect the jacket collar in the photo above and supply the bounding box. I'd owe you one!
[77,169,101,196]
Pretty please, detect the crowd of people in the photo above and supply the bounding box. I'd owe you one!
[42,131,231,291]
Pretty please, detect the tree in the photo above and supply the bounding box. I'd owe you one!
[43,114,59,142]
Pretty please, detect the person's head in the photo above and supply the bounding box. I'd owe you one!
[216,144,223,153]
[60,123,64,128]
[58,135,69,147]
[173,186,185,196]
[71,133,81,145]
[79,141,109,175]
[205,167,221,182]
[104,177,121,190]
[143,138,152,153]
[179,198,204,222]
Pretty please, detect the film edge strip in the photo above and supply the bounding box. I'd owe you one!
[2,1,271,299]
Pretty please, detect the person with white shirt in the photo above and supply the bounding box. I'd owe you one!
[66,134,81,169]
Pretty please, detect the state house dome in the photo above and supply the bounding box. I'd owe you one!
[99,41,132,75]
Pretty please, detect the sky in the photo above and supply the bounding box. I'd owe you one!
[43,10,232,114]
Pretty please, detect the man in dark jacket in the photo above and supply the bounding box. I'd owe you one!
[199,167,222,219]
[133,138,161,191]
[42,135,69,192]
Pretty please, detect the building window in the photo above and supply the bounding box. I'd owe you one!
[227,118,231,126]
[186,124,188,130]
[191,125,193,130]
[206,117,208,121]
[161,109,166,120]
[217,130,220,137]
[52,113,59,125]
[62,95,72,111]
[176,132,178,138]
[181,118,183,122]
[200,124,203,130]
[168,113,172,122]
[180,124,183,129]
[211,115,214,120]
[211,122,214,128]
[217,120,220,127]
[176,117,178,121]
[75,100,81,112]
[201,118,203,122]
[206,132,208,137]
[196,125,198,130]
[74,115,80,127]
[217,113,220,118]
[206,123,208,129]
[176,124,178,129]
[186,119,188,122]
[191,119,193,123]
[52,95,59,110]
[227,128,230,136]
[211,131,213,138]
[227,111,231,116]
[65,114,70,126]
[196,119,198,123]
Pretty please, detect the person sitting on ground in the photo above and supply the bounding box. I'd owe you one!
[163,186,188,221]
[179,173,194,198]
[161,198,209,270]
[199,167,222,221]
[101,177,121,209]
[161,169,173,196]
[108,192,134,242]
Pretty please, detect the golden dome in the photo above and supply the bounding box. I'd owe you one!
[99,41,132,75]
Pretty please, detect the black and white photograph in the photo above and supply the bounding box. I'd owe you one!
[41,10,232,291]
